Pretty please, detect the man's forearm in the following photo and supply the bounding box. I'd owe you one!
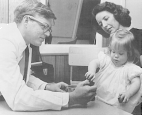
[27,75,47,90]
[68,92,77,107]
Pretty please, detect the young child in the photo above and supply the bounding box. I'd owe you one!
[85,29,142,113]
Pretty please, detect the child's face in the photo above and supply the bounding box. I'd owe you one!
[110,46,128,67]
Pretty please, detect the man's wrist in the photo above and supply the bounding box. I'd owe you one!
[68,92,77,107]
[44,84,47,90]
[44,83,53,90]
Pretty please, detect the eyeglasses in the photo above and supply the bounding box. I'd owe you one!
[28,16,52,33]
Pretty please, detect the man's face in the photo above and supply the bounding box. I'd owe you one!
[25,15,53,46]
[96,11,120,35]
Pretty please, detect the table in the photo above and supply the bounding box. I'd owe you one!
[0,99,132,115]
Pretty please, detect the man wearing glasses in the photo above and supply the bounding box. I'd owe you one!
[0,0,97,111]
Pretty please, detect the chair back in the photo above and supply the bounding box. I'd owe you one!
[68,46,106,85]
[69,46,105,66]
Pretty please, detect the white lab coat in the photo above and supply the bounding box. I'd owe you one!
[0,22,69,111]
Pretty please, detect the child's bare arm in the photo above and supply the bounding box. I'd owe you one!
[140,55,142,67]
[88,59,100,73]
[127,77,141,97]
[85,59,100,81]
[119,77,141,103]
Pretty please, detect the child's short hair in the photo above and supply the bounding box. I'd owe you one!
[109,29,140,63]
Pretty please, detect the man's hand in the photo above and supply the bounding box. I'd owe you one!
[69,80,97,106]
[45,82,68,92]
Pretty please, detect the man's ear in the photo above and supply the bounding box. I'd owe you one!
[22,15,29,25]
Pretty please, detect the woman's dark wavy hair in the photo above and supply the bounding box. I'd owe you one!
[92,2,131,32]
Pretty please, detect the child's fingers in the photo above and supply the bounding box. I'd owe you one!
[85,73,90,79]
[85,72,88,77]
[85,73,93,80]
[86,75,92,80]
[85,72,91,77]
[85,72,88,76]
[118,94,124,103]
[122,97,127,103]
[123,96,129,103]
[87,76,92,81]
[91,76,95,81]
[87,76,93,81]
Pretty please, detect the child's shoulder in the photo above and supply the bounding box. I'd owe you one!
[98,50,109,59]
[98,50,111,65]
[125,63,142,77]
[126,63,141,69]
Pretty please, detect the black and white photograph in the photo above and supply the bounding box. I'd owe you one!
[0,0,142,115]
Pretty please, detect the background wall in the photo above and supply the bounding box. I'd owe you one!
[126,0,142,29]
[0,0,142,44]
[0,0,8,23]
[102,0,142,29]
[49,0,100,44]
[49,0,81,39]
[0,0,26,23]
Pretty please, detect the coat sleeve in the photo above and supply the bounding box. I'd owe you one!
[27,74,47,90]
[0,39,69,111]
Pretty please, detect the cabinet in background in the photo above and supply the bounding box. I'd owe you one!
[41,54,87,84]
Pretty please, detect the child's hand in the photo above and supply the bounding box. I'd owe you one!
[85,71,95,82]
[118,92,131,103]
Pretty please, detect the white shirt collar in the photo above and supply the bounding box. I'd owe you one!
[10,22,27,52]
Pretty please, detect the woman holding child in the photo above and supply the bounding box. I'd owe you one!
[86,29,142,113]
[86,1,142,113]
[92,1,142,66]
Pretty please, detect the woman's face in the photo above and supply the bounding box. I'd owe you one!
[96,11,121,35]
